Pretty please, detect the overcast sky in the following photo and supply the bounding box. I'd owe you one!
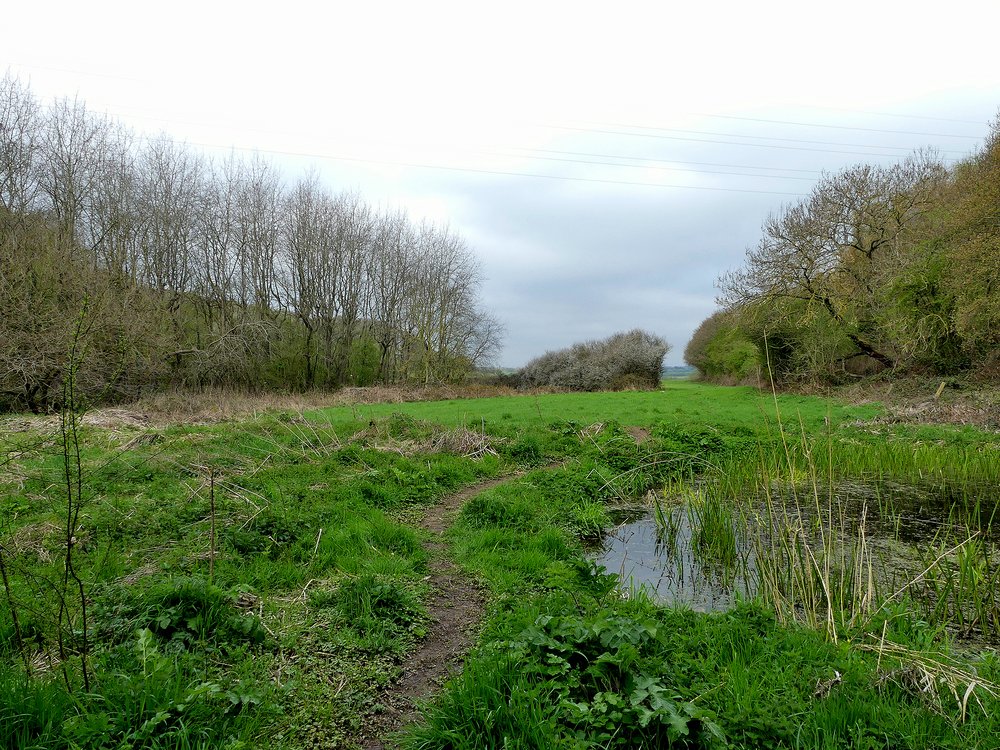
[5,1,1000,366]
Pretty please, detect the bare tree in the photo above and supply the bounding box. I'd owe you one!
[280,175,340,387]
[236,154,284,315]
[719,153,946,370]
[329,193,374,384]
[136,135,204,315]
[196,154,242,329]
[0,74,41,221]
[368,210,414,381]
[36,97,118,252]
[1,75,505,404]
[83,121,141,281]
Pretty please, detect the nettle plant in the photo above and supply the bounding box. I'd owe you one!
[502,610,725,747]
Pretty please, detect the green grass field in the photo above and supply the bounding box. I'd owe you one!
[2,382,998,749]
[317,381,877,433]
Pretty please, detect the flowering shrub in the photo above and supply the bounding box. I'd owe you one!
[518,329,669,391]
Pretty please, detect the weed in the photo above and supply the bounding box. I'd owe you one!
[686,486,739,569]
[324,574,426,653]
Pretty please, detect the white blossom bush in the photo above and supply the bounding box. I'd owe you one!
[518,329,670,391]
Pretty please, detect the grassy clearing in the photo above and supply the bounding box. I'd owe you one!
[0,410,510,748]
[313,380,878,435]
[2,381,999,748]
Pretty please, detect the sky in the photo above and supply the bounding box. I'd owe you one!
[5,0,1000,367]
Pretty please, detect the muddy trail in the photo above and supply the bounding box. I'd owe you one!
[356,475,514,749]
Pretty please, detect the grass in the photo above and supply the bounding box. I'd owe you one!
[404,594,1000,749]
[312,380,880,435]
[2,381,999,748]
[0,409,509,748]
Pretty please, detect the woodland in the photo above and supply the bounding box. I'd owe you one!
[0,76,503,413]
[685,123,1000,384]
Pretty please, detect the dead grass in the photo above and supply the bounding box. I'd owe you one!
[350,419,501,459]
[429,427,500,459]
[126,384,523,426]
[6,521,62,563]
[860,637,1000,720]
[0,384,528,433]
[839,377,1000,430]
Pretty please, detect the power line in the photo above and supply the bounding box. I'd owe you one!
[693,113,982,139]
[31,88,972,164]
[175,137,809,196]
[66,102,822,180]
[27,85,973,166]
[510,147,826,174]
[545,124,970,158]
[12,61,990,143]
[589,122,971,154]
[32,96,811,194]
[794,103,991,126]
[484,149,817,181]
[17,73,961,195]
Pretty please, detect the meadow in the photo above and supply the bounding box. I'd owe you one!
[2,382,999,748]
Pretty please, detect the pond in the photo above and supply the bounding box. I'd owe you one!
[592,478,1000,640]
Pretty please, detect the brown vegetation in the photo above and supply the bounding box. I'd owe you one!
[0,75,502,414]
[689,120,1000,385]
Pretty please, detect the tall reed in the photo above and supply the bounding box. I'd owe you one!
[653,417,999,642]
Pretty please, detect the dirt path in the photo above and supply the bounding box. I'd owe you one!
[356,475,513,749]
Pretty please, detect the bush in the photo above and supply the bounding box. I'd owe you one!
[518,329,669,391]
[684,310,761,382]
[94,577,267,651]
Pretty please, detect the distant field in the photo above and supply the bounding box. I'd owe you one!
[313,380,878,434]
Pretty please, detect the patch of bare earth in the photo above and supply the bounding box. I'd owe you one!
[355,476,512,750]
[625,425,651,444]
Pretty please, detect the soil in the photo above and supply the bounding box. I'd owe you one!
[625,425,651,444]
[354,476,513,750]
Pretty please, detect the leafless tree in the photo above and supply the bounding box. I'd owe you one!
[36,97,118,252]
[368,210,415,381]
[1,76,505,405]
[719,153,946,369]
[136,135,204,313]
[0,74,41,221]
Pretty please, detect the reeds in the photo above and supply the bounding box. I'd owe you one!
[650,420,1000,643]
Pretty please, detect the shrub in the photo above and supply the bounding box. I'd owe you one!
[94,577,267,651]
[518,329,669,391]
[684,310,761,382]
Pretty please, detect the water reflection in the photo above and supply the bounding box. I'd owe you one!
[596,510,750,611]
[591,479,1000,626]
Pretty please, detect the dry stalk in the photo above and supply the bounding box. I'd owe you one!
[311,528,324,562]
[859,638,998,720]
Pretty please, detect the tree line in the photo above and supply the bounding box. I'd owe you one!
[0,75,503,412]
[685,119,1000,384]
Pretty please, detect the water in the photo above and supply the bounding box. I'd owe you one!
[592,479,1000,617]
[596,509,750,611]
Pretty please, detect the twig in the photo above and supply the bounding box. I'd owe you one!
[311,528,324,562]
[209,469,216,583]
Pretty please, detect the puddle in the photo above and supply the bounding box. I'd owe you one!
[591,480,1000,632]
[596,510,750,611]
